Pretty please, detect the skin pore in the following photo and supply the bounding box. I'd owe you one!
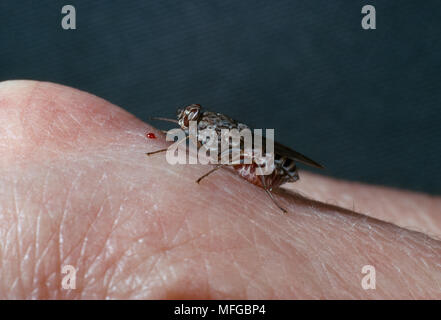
[0,80,440,299]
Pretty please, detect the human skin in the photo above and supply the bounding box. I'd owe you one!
[0,80,440,299]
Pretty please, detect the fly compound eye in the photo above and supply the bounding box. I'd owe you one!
[185,105,201,123]
[188,110,197,121]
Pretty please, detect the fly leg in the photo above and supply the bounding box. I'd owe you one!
[145,148,168,156]
[195,147,241,184]
[260,174,287,214]
[196,165,223,184]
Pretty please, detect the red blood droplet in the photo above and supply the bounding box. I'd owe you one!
[146,132,156,139]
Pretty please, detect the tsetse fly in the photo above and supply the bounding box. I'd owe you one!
[147,104,323,213]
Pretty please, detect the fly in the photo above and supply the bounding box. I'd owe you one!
[146,104,323,213]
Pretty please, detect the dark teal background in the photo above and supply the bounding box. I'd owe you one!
[1,1,440,193]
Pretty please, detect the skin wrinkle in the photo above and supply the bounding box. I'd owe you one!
[248,240,271,299]
[32,226,57,294]
[101,233,134,299]
[36,170,51,287]
[202,256,211,298]
[42,183,82,265]
[105,216,211,298]
[14,176,37,291]
[65,167,136,295]
[100,239,149,299]
[98,204,126,281]
[99,237,142,298]
[80,205,105,276]
[83,230,128,295]
[39,168,97,298]
[251,217,302,265]
[0,80,440,299]
[12,176,25,298]
[57,169,86,298]
[78,177,110,266]
[59,171,82,260]
[128,252,163,298]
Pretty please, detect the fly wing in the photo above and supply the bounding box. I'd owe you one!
[253,133,324,169]
[274,140,324,169]
[199,111,324,169]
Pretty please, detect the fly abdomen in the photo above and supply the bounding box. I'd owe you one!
[275,155,299,182]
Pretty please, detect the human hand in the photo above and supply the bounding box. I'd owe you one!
[0,80,440,299]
